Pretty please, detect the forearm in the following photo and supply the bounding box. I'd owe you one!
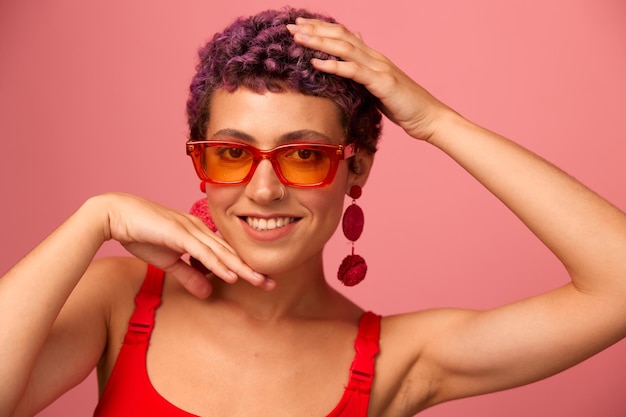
[429,110,626,295]
[0,196,108,415]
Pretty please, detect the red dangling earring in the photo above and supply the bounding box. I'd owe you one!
[337,185,367,286]
[192,181,215,230]
[188,181,216,274]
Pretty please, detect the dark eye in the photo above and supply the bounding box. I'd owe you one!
[297,149,313,160]
[214,145,251,163]
[228,148,244,159]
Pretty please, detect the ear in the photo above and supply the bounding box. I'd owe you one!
[347,149,374,192]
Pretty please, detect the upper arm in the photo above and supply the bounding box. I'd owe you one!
[13,257,143,417]
[384,283,626,413]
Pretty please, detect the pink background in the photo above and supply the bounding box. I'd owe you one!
[1,0,625,416]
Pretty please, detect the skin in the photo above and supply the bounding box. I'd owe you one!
[1,16,626,417]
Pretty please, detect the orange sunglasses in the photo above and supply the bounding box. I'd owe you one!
[186,140,356,188]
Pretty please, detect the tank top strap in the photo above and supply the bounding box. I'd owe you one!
[348,311,381,391]
[123,264,165,345]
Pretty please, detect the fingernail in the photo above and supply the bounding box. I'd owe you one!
[263,277,276,290]
[286,24,299,33]
[253,271,266,281]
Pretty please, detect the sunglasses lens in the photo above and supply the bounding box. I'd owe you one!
[276,147,332,185]
[203,144,253,183]
[198,143,338,186]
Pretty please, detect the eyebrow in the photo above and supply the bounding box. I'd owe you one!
[209,129,336,145]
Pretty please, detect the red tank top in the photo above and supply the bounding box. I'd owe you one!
[94,265,381,416]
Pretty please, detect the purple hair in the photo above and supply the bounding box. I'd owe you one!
[186,7,382,154]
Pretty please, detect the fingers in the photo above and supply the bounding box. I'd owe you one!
[286,18,393,91]
[147,224,275,297]
[174,215,274,291]
[287,19,367,62]
[185,230,269,288]
[288,18,381,62]
[168,258,213,298]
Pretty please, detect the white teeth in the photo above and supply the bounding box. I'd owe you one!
[246,216,295,231]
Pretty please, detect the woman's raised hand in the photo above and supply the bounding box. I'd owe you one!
[287,18,453,142]
[100,193,271,297]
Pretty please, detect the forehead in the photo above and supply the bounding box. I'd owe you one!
[206,88,345,144]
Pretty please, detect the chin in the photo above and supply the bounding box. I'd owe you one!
[243,255,290,277]
[241,248,323,278]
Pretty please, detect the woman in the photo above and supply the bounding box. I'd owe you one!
[1,7,625,417]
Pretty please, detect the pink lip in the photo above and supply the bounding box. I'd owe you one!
[239,216,299,241]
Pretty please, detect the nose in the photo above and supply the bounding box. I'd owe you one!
[244,159,284,203]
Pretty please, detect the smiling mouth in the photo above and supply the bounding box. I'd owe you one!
[244,216,298,231]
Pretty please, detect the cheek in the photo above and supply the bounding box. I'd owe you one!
[319,168,351,223]
[323,200,345,239]
[304,185,348,236]
[204,187,240,229]
[315,193,344,220]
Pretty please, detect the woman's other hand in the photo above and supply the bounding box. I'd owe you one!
[287,17,453,142]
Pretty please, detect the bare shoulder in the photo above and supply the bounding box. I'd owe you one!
[70,256,149,329]
[92,256,152,373]
[82,256,148,304]
[89,257,150,370]
[85,256,148,286]
[62,256,149,356]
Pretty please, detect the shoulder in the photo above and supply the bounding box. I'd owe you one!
[58,257,148,325]
[83,256,149,301]
[86,255,151,311]
[74,256,149,346]
[91,257,152,379]
[87,256,148,281]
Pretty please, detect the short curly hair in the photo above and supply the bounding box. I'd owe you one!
[186,7,382,154]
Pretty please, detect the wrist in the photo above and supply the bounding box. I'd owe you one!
[425,107,476,148]
[78,193,117,244]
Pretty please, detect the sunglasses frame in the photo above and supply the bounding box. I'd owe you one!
[186,140,357,188]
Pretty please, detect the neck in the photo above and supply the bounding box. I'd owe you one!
[208,256,336,323]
